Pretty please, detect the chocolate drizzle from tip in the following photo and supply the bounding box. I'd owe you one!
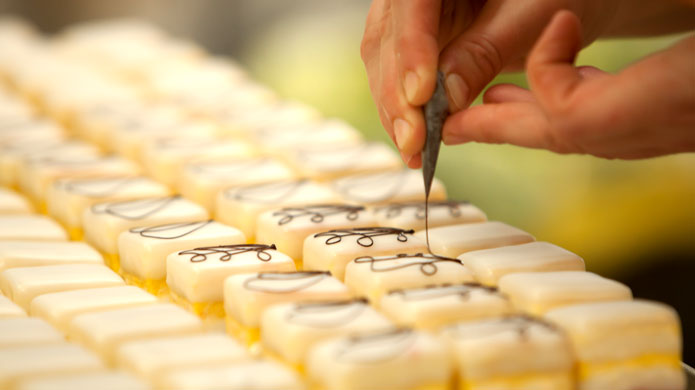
[273,204,364,226]
[336,328,415,364]
[314,227,414,247]
[243,271,331,293]
[179,244,277,262]
[129,220,213,239]
[286,299,369,328]
[376,200,468,220]
[353,253,462,276]
[91,195,180,220]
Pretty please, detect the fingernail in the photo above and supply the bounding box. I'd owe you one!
[445,73,468,111]
[393,118,413,151]
[404,71,419,103]
[400,150,413,165]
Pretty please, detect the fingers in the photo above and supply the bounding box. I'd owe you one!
[526,10,584,112]
[483,83,535,104]
[392,0,441,105]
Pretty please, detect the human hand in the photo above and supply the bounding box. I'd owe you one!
[360,0,619,167]
[442,11,695,159]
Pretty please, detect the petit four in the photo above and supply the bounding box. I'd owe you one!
[343,253,474,304]
[0,263,124,309]
[157,360,305,390]
[0,317,64,347]
[0,293,25,318]
[287,142,401,181]
[167,244,295,318]
[374,200,486,231]
[14,371,151,390]
[331,170,446,205]
[0,215,67,241]
[0,241,102,271]
[461,241,585,286]
[118,220,245,295]
[414,221,535,258]
[0,187,33,213]
[303,227,428,280]
[498,271,632,315]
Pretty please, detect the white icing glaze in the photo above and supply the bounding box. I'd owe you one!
[158,360,304,390]
[0,241,102,271]
[374,200,486,231]
[0,215,67,241]
[0,294,26,318]
[289,142,401,181]
[331,170,446,205]
[14,371,150,390]
[0,187,33,214]
[0,317,63,347]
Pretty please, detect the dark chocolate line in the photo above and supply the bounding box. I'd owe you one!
[129,220,213,240]
[375,200,469,220]
[179,244,277,263]
[62,176,144,198]
[243,271,331,293]
[272,204,364,226]
[313,227,414,247]
[387,283,500,301]
[336,328,415,364]
[286,299,369,328]
[225,179,309,204]
[91,195,180,220]
[353,253,463,276]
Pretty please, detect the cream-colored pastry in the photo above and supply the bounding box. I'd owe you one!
[303,227,427,281]
[69,303,203,364]
[380,283,513,330]
[306,327,452,390]
[223,271,351,346]
[343,253,474,304]
[0,264,124,309]
[256,204,376,263]
[0,317,64,347]
[142,135,257,188]
[287,142,401,181]
[116,334,249,384]
[48,176,170,239]
[82,195,208,270]
[19,154,140,207]
[331,170,446,205]
[218,100,319,137]
[545,300,685,390]
[215,179,340,242]
[0,187,33,213]
[261,299,393,368]
[440,315,575,390]
[373,200,487,231]
[254,118,363,156]
[158,360,305,390]
[180,157,297,212]
[498,271,632,315]
[0,343,103,389]
[0,294,25,318]
[118,220,245,295]
[461,242,586,286]
[414,221,535,258]
[14,371,151,390]
[0,241,103,271]
[30,285,157,333]
[167,244,295,318]
[0,215,67,241]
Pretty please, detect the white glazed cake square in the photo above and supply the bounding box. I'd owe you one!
[303,227,428,281]
[0,241,102,271]
[498,271,632,315]
[331,170,446,205]
[118,220,245,294]
[0,344,103,389]
[30,285,158,333]
[180,157,296,211]
[380,283,513,330]
[256,204,376,262]
[0,294,26,318]
[82,195,208,266]
[157,360,304,390]
[224,271,351,345]
[414,221,535,258]
[261,299,393,367]
[0,317,64,347]
[545,300,685,390]
[215,179,340,242]
[440,315,575,390]
[287,142,402,181]
[0,215,67,241]
[373,200,487,231]
[461,241,585,286]
[167,244,295,318]
[343,253,474,304]
[47,176,170,238]
[69,303,203,364]
[0,264,124,309]
[252,118,363,155]
[0,187,33,213]
[14,371,151,390]
[306,327,452,390]
[116,334,249,383]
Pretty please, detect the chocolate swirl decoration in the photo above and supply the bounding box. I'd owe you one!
[445,314,558,342]
[225,179,309,204]
[61,176,145,198]
[285,299,369,328]
[243,271,331,293]
[188,157,274,177]
[336,327,416,364]
[353,253,463,276]
[332,170,415,205]
[129,220,213,240]
[314,227,414,247]
[272,204,364,226]
[387,283,501,301]
[91,195,180,220]
[179,244,277,263]
[376,200,469,220]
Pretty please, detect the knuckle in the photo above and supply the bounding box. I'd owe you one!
[460,34,504,78]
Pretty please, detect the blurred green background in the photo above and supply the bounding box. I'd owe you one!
[2,0,693,363]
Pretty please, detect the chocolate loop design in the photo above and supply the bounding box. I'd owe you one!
[272,204,364,226]
[332,171,408,204]
[286,299,369,328]
[388,283,500,301]
[353,253,462,276]
[179,244,277,263]
[226,179,309,204]
[314,227,414,247]
[129,220,213,240]
[243,271,331,293]
[91,195,180,220]
[376,200,469,220]
[62,176,144,198]
[336,328,415,364]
